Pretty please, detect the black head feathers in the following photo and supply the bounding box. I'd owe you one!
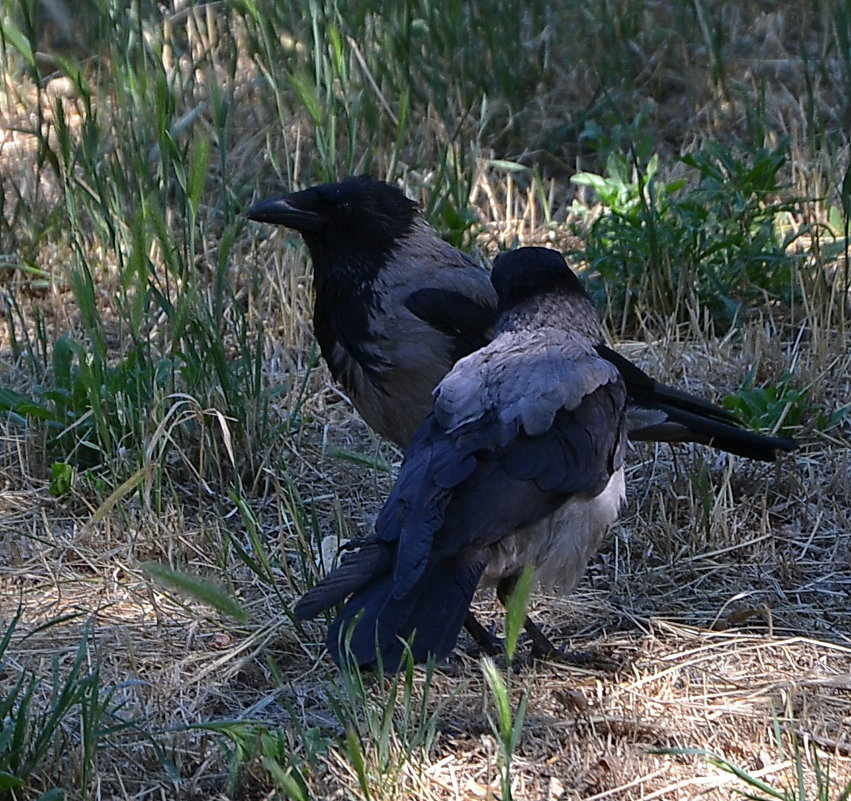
[492,247,588,312]
[247,176,419,257]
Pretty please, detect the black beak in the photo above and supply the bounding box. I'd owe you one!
[246,197,323,232]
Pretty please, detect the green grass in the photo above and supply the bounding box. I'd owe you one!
[0,610,151,800]
[480,567,535,801]
[656,704,851,801]
[571,139,810,333]
[186,642,449,799]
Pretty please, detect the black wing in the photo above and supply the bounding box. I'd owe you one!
[404,287,497,361]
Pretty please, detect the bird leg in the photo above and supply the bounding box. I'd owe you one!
[495,577,593,665]
[463,613,503,656]
[495,577,560,658]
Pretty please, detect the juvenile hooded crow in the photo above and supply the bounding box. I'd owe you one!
[294,248,628,670]
[248,177,796,461]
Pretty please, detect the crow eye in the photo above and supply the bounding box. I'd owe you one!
[337,201,352,216]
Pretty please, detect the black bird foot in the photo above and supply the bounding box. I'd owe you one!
[530,641,593,665]
[463,613,504,657]
[530,643,624,673]
[519,617,622,672]
[521,616,564,660]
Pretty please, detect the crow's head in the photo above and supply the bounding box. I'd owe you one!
[247,176,419,268]
[492,247,587,312]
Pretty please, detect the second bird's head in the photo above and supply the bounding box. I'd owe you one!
[247,176,419,266]
[492,247,588,313]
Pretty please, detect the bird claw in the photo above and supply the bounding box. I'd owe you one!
[463,614,504,657]
[526,639,623,673]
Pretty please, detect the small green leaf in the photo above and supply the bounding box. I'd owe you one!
[481,657,511,738]
[36,790,66,801]
[328,448,394,473]
[1,20,37,70]
[0,773,26,790]
[49,462,74,497]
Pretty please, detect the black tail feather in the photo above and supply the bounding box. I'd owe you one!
[630,404,798,461]
[293,540,392,621]
[327,553,486,671]
[597,344,737,423]
[597,344,798,461]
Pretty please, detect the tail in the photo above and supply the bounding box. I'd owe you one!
[326,553,486,672]
[294,540,393,620]
[597,345,798,462]
[628,404,798,461]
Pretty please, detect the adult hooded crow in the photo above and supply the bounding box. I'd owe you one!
[294,247,628,670]
[247,176,797,461]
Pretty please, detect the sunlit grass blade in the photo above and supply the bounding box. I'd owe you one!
[143,562,248,622]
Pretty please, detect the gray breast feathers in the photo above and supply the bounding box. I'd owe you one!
[334,231,496,447]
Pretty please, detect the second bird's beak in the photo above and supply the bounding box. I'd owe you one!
[246,197,323,232]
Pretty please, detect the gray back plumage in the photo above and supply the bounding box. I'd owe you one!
[435,329,618,438]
